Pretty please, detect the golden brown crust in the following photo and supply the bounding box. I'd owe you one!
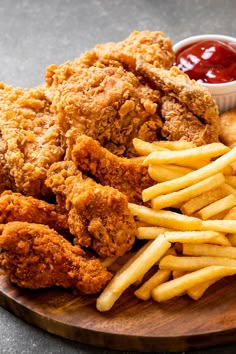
[0,191,68,234]
[0,83,65,196]
[46,161,136,257]
[0,221,112,294]
[71,135,154,204]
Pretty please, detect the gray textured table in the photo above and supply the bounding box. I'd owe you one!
[1,0,236,353]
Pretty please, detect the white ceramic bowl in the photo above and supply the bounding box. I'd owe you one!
[173,34,236,113]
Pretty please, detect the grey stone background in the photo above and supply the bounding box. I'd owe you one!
[1,0,236,353]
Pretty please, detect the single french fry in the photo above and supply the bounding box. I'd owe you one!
[172,270,186,279]
[143,143,230,167]
[187,278,221,300]
[128,156,146,163]
[159,255,236,271]
[208,210,230,220]
[227,234,236,246]
[143,146,236,201]
[151,173,225,210]
[183,243,236,259]
[138,228,230,246]
[137,226,173,239]
[222,183,236,197]
[164,230,230,246]
[148,164,193,182]
[152,140,196,150]
[133,138,168,155]
[128,203,202,231]
[180,187,227,216]
[223,165,234,176]
[134,269,171,301]
[96,235,171,311]
[201,219,236,233]
[196,194,236,220]
[225,175,236,188]
[101,256,119,268]
[224,206,236,220]
[152,266,236,302]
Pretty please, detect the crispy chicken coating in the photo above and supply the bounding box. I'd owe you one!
[45,31,219,158]
[45,31,175,157]
[46,64,162,157]
[219,108,236,148]
[71,135,154,204]
[0,191,68,234]
[0,83,64,196]
[46,161,136,257]
[136,62,220,146]
[0,222,112,294]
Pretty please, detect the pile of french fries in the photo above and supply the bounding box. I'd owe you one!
[96,139,236,312]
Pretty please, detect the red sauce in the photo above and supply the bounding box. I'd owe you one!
[175,40,236,84]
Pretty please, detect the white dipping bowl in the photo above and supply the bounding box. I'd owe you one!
[173,34,236,113]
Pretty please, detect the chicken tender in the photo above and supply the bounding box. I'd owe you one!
[71,135,154,204]
[0,222,112,294]
[46,161,136,257]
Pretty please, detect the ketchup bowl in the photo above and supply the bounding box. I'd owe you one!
[173,34,236,113]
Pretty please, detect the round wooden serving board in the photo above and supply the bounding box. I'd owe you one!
[0,272,236,352]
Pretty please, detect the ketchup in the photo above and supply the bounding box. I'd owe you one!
[175,40,236,84]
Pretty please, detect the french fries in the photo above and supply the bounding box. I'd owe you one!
[183,243,236,259]
[137,229,230,246]
[96,235,171,311]
[152,266,236,302]
[148,164,194,182]
[151,173,225,210]
[142,143,230,167]
[143,146,236,202]
[134,269,171,300]
[159,255,236,271]
[196,194,236,220]
[128,203,202,230]
[96,140,236,312]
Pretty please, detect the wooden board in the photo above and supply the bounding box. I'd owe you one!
[0,272,236,352]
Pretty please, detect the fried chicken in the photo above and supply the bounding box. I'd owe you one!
[44,31,219,158]
[136,62,220,146]
[46,64,162,157]
[0,191,68,234]
[71,135,154,204]
[45,31,175,157]
[0,221,112,294]
[46,161,136,257]
[219,108,236,148]
[0,83,64,197]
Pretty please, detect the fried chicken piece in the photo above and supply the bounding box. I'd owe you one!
[71,135,154,204]
[87,30,175,71]
[45,31,174,157]
[0,83,64,196]
[0,221,112,294]
[46,161,136,257]
[0,191,68,234]
[219,108,236,148]
[136,63,220,146]
[46,64,162,157]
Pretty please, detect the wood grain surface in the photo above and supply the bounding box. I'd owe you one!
[0,272,236,352]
